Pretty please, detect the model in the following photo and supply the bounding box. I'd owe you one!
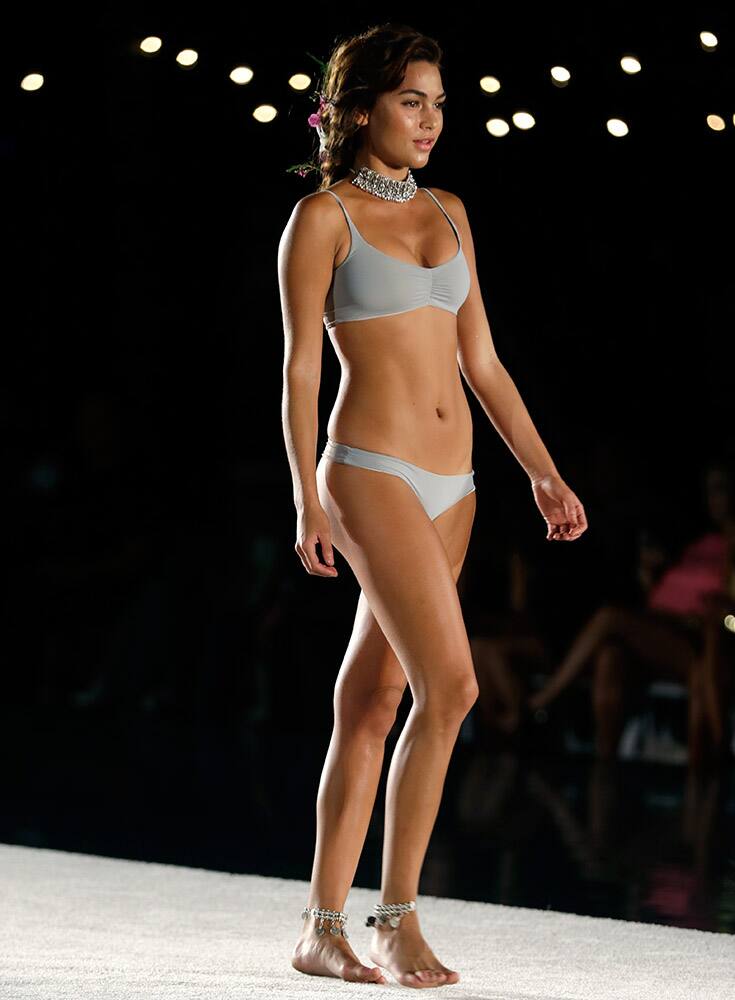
[278,22,588,989]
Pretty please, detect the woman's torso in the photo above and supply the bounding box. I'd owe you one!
[646,531,728,618]
[319,179,473,474]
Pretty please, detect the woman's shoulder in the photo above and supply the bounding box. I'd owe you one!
[310,178,352,197]
[423,186,466,212]
[297,181,353,213]
[294,185,348,222]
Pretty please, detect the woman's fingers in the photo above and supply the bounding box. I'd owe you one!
[319,533,336,567]
[548,506,588,540]
[562,501,587,539]
[295,507,340,576]
[298,534,339,576]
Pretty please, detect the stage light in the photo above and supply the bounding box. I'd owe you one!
[230,66,254,85]
[20,73,44,92]
[139,36,162,54]
[176,49,199,68]
[706,114,726,131]
[699,30,718,51]
[288,73,311,92]
[512,111,536,130]
[254,104,277,123]
[479,76,501,94]
[485,118,510,137]
[550,65,571,88]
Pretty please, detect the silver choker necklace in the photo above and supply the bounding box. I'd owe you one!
[349,165,418,202]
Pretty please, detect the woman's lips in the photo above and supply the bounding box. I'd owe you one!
[414,139,434,149]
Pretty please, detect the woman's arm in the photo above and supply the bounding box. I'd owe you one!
[277,193,336,513]
[462,355,560,487]
[445,191,559,485]
[445,191,587,541]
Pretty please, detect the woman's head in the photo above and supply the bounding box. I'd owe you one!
[300,23,445,190]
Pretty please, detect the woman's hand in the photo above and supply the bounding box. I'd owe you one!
[295,504,339,577]
[531,474,588,541]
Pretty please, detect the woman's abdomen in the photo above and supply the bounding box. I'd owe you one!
[326,372,474,474]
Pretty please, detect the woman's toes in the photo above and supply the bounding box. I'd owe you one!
[415,969,446,982]
[402,972,427,987]
[356,963,385,982]
[439,967,460,983]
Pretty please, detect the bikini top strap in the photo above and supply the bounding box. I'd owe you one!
[323,188,357,232]
[420,187,461,243]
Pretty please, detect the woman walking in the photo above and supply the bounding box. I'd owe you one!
[278,22,587,988]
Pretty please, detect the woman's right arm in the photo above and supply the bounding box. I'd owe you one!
[277,193,339,578]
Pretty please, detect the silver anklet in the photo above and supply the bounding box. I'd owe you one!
[365,899,416,929]
[301,905,349,939]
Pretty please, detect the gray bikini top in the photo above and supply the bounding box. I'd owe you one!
[322,187,471,330]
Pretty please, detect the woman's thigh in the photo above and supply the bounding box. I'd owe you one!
[603,606,699,682]
[317,457,478,706]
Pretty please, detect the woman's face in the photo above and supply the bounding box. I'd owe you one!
[354,60,446,174]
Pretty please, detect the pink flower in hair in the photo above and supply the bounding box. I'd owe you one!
[307,93,331,153]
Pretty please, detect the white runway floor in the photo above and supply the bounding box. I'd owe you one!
[1,842,733,999]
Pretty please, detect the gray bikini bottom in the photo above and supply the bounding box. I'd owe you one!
[321,437,475,521]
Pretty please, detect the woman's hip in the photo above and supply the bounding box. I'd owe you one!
[322,437,474,480]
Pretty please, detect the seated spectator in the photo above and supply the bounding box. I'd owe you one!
[527,460,735,763]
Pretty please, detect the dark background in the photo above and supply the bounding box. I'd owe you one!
[2,4,734,932]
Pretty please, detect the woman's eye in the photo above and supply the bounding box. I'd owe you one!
[404,100,447,109]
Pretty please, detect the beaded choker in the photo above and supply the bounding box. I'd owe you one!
[349,165,418,202]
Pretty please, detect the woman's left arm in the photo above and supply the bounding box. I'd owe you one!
[445,191,588,541]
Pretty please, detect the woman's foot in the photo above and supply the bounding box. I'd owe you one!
[291,923,386,984]
[368,910,459,988]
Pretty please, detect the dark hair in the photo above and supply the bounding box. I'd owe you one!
[291,23,443,190]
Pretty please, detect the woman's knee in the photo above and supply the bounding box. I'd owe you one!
[335,684,406,739]
[593,603,628,634]
[416,672,479,723]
